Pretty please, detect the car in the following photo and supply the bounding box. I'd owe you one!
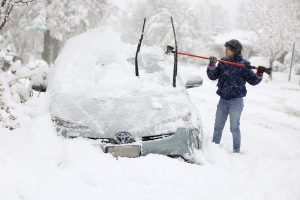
[48,27,203,162]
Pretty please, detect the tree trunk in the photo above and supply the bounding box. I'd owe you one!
[42,30,60,64]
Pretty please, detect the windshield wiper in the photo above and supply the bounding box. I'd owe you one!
[135,18,146,77]
[170,17,178,87]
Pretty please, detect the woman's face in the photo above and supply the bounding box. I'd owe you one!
[225,47,235,58]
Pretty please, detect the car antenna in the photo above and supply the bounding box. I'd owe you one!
[135,18,146,77]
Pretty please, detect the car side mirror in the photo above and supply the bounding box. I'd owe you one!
[185,75,203,89]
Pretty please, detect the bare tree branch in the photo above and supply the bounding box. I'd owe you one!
[0,0,36,31]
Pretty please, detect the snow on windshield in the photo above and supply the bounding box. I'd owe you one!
[48,26,182,99]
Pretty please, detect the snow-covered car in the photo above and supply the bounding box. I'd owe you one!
[48,28,203,162]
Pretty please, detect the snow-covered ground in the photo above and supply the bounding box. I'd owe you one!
[1,65,300,200]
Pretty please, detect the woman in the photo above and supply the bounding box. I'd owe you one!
[207,39,265,153]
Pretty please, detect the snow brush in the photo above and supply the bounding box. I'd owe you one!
[165,45,272,75]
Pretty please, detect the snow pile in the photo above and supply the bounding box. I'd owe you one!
[0,49,49,130]
[1,67,300,200]
[27,59,50,92]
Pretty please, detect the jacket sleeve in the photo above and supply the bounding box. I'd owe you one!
[206,62,220,80]
[242,67,262,85]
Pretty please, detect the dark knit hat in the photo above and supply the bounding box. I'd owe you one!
[225,39,243,54]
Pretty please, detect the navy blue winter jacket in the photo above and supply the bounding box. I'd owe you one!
[207,55,262,100]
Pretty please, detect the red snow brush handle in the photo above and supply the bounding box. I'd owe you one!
[177,52,247,68]
[165,46,272,75]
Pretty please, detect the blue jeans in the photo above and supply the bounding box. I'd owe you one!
[212,97,244,152]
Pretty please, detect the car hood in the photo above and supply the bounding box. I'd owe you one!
[50,91,200,138]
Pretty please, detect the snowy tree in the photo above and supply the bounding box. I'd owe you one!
[1,0,112,64]
[0,0,38,129]
[0,1,41,62]
[120,0,229,64]
[120,0,183,45]
[238,0,300,77]
[0,47,51,129]
[41,0,111,63]
[0,0,36,30]
[49,0,116,63]
[0,2,43,64]
[0,83,19,129]
[193,1,230,35]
